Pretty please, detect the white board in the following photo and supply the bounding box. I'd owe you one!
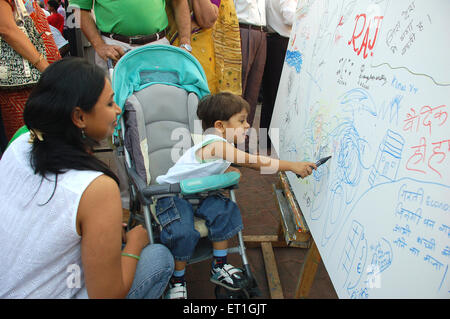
[270,0,450,298]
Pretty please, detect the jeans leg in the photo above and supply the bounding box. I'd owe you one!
[126,244,174,299]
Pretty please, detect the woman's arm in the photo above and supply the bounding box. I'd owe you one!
[0,0,49,72]
[192,0,219,29]
[76,175,148,298]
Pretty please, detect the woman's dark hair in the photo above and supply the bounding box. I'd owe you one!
[196,92,250,130]
[23,57,119,195]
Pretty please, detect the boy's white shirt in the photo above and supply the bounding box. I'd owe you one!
[156,134,231,184]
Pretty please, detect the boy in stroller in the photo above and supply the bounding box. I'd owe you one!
[156,92,317,298]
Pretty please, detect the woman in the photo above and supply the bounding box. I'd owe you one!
[166,0,242,95]
[0,58,174,298]
[0,0,60,147]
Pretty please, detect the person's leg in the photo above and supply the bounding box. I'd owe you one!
[242,29,267,127]
[212,240,228,268]
[196,194,245,290]
[155,196,200,298]
[239,27,251,102]
[126,243,174,299]
[260,33,289,151]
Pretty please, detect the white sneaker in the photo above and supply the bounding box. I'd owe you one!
[165,281,187,299]
[210,264,245,291]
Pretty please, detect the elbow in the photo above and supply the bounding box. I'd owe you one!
[203,18,218,29]
[197,13,218,29]
[194,4,219,29]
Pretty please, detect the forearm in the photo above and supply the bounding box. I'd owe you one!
[121,241,144,293]
[171,0,191,45]
[241,154,292,173]
[79,9,105,50]
[1,27,48,72]
[0,2,48,72]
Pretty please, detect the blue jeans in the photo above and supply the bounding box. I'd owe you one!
[126,244,174,299]
[156,194,244,261]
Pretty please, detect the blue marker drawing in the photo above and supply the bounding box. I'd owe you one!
[370,238,393,273]
[339,88,377,117]
[368,129,405,187]
[340,220,367,294]
[438,265,448,292]
[285,50,303,73]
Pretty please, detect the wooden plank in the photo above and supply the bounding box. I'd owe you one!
[279,172,309,232]
[260,242,284,299]
[272,183,312,247]
[242,235,288,248]
[294,239,321,298]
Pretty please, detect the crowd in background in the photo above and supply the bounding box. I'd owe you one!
[0,0,297,157]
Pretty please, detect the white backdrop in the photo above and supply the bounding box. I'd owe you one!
[270,0,450,298]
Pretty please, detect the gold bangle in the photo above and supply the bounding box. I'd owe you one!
[32,53,44,67]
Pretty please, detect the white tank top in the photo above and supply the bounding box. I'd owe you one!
[0,133,103,298]
[156,134,231,184]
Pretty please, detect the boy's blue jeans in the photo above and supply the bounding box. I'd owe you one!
[156,194,244,262]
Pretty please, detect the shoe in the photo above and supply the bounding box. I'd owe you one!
[165,280,187,299]
[210,264,245,291]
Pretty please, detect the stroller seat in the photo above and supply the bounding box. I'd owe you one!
[111,45,260,298]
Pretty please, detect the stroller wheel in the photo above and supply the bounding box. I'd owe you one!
[214,285,250,299]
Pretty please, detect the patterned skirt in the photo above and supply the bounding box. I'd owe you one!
[0,88,33,140]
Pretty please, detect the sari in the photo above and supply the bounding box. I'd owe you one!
[166,0,242,95]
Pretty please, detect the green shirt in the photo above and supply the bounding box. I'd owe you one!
[71,0,168,36]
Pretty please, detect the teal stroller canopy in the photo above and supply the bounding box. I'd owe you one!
[111,45,210,134]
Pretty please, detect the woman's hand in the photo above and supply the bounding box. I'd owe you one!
[124,225,149,252]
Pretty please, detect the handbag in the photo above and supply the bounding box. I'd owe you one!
[0,0,47,89]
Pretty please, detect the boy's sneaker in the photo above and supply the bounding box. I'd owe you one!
[210,263,245,291]
[165,280,187,299]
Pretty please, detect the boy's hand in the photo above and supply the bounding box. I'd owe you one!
[292,162,317,178]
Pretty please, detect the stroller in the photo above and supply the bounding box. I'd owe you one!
[110,45,260,299]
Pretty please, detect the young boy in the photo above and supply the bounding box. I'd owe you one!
[156,92,316,298]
